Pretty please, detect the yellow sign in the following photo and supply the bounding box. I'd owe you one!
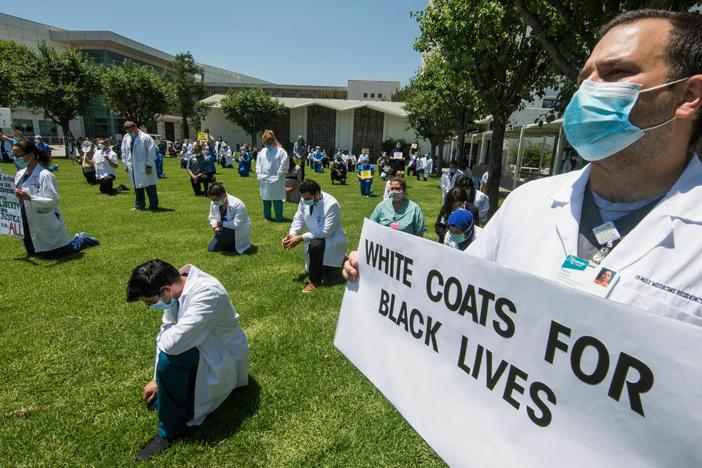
[360,170,373,180]
[197,131,208,141]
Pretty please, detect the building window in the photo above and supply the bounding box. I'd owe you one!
[378,93,383,98]
[370,93,375,98]
[363,93,368,98]
[542,98,558,109]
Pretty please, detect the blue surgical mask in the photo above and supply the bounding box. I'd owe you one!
[213,199,224,207]
[450,232,466,244]
[150,293,176,311]
[390,190,404,201]
[562,78,687,161]
[14,156,27,169]
[302,198,316,206]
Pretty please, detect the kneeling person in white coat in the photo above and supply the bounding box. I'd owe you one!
[127,260,249,460]
[282,179,347,293]
[207,182,251,254]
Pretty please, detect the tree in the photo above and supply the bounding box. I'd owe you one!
[191,101,212,137]
[0,40,30,107]
[17,42,101,156]
[415,0,558,215]
[403,56,477,165]
[391,85,412,102]
[101,60,174,128]
[169,52,205,140]
[219,88,286,146]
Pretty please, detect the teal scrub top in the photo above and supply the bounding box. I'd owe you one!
[370,198,427,236]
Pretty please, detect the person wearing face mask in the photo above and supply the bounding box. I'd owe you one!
[256,129,289,222]
[91,138,123,195]
[454,175,489,226]
[187,143,211,196]
[206,183,251,253]
[443,209,475,251]
[370,177,426,236]
[356,151,375,197]
[126,259,249,461]
[12,140,99,258]
[440,160,465,201]
[282,179,347,293]
[344,10,702,324]
[75,138,98,184]
[238,143,252,177]
[121,121,159,211]
[435,187,475,243]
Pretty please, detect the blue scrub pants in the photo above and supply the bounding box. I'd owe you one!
[263,200,283,221]
[151,348,200,440]
[360,179,372,196]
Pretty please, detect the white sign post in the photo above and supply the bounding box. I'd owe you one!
[334,219,702,468]
[0,170,23,237]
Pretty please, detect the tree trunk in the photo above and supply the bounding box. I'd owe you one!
[182,112,190,139]
[61,120,72,160]
[251,132,256,148]
[487,118,507,217]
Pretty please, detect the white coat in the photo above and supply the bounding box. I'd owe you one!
[440,169,465,200]
[156,265,249,426]
[468,155,702,327]
[289,191,347,269]
[15,166,72,252]
[121,131,158,189]
[256,146,289,201]
[93,149,118,179]
[473,189,490,225]
[208,194,252,254]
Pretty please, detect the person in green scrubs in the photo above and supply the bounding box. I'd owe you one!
[369,177,426,236]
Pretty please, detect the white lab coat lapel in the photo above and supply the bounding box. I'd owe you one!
[550,165,590,259]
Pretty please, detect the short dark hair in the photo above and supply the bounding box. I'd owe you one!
[599,10,702,147]
[299,179,321,196]
[390,176,407,192]
[449,160,457,166]
[13,140,49,166]
[126,259,180,302]
[208,182,226,197]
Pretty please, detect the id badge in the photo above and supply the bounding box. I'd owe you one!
[592,221,621,245]
[390,222,400,230]
[553,255,619,298]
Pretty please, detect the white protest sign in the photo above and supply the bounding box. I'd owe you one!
[0,107,11,129]
[0,170,23,237]
[334,219,702,468]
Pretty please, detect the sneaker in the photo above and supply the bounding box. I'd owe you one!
[136,435,170,461]
[302,283,318,293]
[75,232,100,248]
[131,207,145,211]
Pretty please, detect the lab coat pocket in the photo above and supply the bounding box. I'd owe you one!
[616,279,702,326]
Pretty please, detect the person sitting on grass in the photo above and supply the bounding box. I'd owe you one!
[187,143,210,196]
[12,140,99,258]
[127,259,249,461]
[282,179,347,293]
[207,182,251,254]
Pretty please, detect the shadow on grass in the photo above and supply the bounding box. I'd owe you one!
[13,256,40,265]
[292,269,345,286]
[186,375,261,445]
[219,245,259,257]
[44,252,85,266]
[147,207,176,213]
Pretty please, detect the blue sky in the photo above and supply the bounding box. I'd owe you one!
[2,0,428,86]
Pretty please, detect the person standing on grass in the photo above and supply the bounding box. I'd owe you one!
[256,129,289,222]
[127,259,249,461]
[121,121,159,211]
[207,182,251,254]
[12,140,99,258]
[282,179,347,293]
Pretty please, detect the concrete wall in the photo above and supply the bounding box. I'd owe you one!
[382,114,432,153]
[289,107,307,143]
[348,80,400,101]
[0,13,64,51]
[335,109,354,150]
[201,108,254,147]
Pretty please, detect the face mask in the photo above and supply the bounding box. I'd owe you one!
[450,232,466,244]
[213,199,224,207]
[14,156,27,169]
[302,198,316,206]
[562,78,687,161]
[449,168,456,175]
[150,291,176,311]
[97,144,104,150]
[390,190,404,201]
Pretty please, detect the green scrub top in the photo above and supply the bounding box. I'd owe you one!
[370,198,427,236]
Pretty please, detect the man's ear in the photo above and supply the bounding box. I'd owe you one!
[675,74,702,120]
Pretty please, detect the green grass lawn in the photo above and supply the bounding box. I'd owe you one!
[0,158,452,467]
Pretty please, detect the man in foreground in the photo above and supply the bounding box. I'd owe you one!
[344,9,702,323]
[127,259,249,460]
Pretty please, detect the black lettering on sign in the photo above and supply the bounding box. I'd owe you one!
[365,240,413,287]
[376,289,441,352]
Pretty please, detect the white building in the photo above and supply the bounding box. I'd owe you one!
[347,80,401,101]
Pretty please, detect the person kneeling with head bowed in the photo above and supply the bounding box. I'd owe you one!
[443,208,475,251]
[282,179,347,293]
[12,140,99,258]
[207,182,251,254]
[127,259,249,461]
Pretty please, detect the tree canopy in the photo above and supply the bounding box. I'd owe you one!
[0,40,30,108]
[220,88,286,146]
[169,52,205,139]
[101,60,174,128]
